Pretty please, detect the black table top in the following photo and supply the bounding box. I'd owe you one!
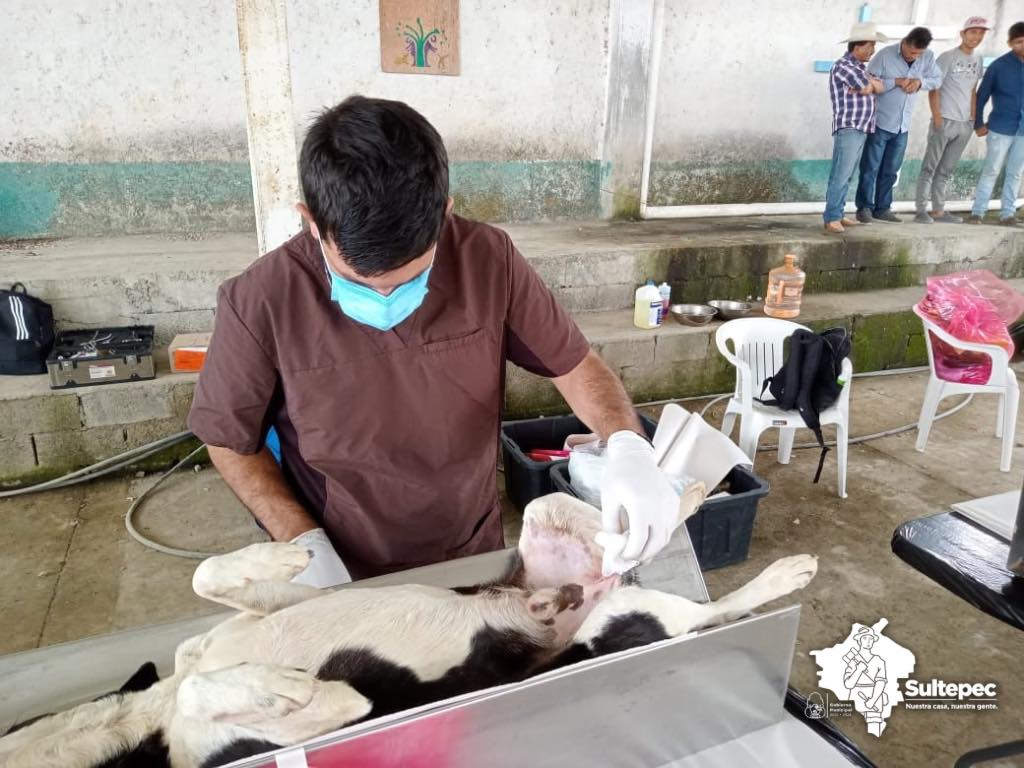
[892,511,1024,632]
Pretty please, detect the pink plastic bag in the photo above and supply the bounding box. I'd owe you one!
[916,271,1024,384]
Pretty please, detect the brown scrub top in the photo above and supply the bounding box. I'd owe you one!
[188,215,590,579]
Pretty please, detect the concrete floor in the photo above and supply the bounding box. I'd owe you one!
[1,370,1023,766]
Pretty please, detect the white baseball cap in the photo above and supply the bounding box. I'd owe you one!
[840,22,888,44]
[962,16,992,31]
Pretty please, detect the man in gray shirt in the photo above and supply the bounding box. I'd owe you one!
[914,17,991,223]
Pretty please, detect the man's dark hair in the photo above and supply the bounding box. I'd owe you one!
[904,26,933,49]
[848,40,871,52]
[299,95,449,277]
[1009,22,1024,41]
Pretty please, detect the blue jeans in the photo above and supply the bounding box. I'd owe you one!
[823,129,868,223]
[855,127,909,215]
[971,132,1024,218]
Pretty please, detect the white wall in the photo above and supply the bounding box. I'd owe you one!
[1,0,250,162]
[651,0,1010,165]
[1,0,611,164]
[2,0,1019,222]
[286,0,610,161]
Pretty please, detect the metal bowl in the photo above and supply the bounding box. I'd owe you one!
[669,303,717,326]
[708,300,753,320]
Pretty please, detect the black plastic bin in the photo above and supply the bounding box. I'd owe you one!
[550,461,768,571]
[500,414,657,513]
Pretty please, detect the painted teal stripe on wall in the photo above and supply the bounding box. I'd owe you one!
[0,156,994,238]
[649,158,989,207]
[0,162,255,238]
[0,160,602,239]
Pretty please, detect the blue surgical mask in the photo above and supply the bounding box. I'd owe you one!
[319,239,432,331]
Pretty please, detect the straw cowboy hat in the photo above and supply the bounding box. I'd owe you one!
[840,22,888,44]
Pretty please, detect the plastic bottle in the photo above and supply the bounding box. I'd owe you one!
[634,280,663,329]
[764,254,805,319]
[658,282,672,315]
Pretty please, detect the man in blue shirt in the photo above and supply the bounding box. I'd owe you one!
[855,27,943,223]
[968,22,1024,227]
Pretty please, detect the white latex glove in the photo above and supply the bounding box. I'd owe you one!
[290,528,353,588]
[597,430,681,576]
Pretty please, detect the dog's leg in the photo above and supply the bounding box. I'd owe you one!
[193,542,323,615]
[170,663,371,766]
[574,555,818,650]
[696,554,818,629]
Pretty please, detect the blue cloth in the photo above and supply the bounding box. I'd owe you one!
[868,43,943,134]
[971,131,1024,218]
[974,51,1024,136]
[856,127,910,214]
[265,425,282,464]
[824,129,869,222]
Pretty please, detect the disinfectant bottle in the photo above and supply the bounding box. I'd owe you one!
[764,254,805,319]
[658,281,672,315]
[634,280,663,329]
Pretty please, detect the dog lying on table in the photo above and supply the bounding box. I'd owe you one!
[0,488,817,768]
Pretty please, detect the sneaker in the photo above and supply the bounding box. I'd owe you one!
[874,209,902,223]
[932,212,963,224]
[966,215,984,225]
[823,221,845,234]
[839,217,860,227]
[855,208,874,224]
[914,212,933,224]
[998,217,1020,228]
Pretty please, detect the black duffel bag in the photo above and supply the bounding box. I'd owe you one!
[0,282,55,374]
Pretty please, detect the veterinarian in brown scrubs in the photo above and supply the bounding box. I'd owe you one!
[189,96,679,584]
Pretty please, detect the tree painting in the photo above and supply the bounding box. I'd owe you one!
[380,0,459,76]
[398,18,444,68]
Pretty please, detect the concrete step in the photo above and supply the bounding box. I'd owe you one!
[503,279,966,416]
[4,277,997,486]
[3,216,1021,346]
[0,361,199,487]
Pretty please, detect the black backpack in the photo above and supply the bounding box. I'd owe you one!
[0,283,55,375]
[758,327,851,483]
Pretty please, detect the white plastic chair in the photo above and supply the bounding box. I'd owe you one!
[715,318,853,498]
[913,305,1019,472]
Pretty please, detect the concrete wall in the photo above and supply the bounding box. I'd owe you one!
[1,0,1020,237]
[649,0,1014,205]
[1,0,610,237]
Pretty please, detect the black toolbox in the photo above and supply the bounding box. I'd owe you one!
[550,461,768,571]
[47,326,156,389]
[500,414,657,513]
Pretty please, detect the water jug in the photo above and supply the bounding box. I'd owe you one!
[764,255,805,319]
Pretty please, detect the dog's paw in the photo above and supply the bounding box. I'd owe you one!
[197,543,312,593]
[757,554,818,597]
[178,664,316,722]
[243,665,317,715]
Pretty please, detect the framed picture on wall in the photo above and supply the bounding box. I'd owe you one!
[380,0,460,76]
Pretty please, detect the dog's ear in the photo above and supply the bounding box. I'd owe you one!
[519,493,604,588]
[118,661,160,694]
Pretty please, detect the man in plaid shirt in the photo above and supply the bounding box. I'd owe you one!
[823,23,886,234]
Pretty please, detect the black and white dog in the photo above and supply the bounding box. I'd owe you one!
[0,490,817,768]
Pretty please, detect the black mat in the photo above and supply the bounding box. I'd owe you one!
[892,511,1024,632]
